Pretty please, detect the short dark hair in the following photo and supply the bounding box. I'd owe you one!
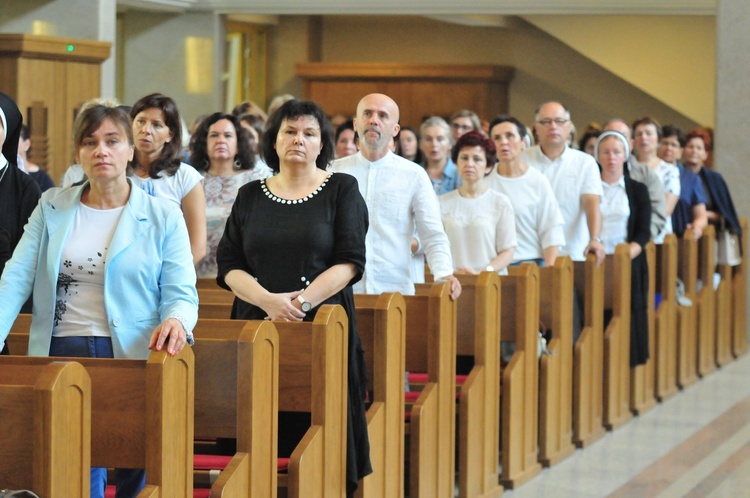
[260,99,334,173]
[130,93,183,178]
[19,123,29,141]
[238,113,266,139]
[488,115,528,142]
[189,112,255,172]
[335,119,355,144]
[451,130,498,172]
[632,116,663,141]
[578,130,601,151]
[661,125,686,148]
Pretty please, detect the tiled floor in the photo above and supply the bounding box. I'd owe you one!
[505,351,750,498]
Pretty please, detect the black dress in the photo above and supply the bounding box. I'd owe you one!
[216,171,372,494]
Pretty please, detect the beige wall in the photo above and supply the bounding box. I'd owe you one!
[0,0,99,38]
[266,16,311,109]
[119,10,223,125]
[524,15,715,127]
[263,15,700,134]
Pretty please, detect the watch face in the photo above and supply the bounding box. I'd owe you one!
[302,301,312,312]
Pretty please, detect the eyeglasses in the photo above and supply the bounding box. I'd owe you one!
[536,118,570,127]
[659,141,682,148]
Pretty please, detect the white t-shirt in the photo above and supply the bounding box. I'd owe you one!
[439,189,517,273]
[522,145,603,261]
[54,203,124,337]
[330,151,454,295]
[600,177,630,255]
[130,162,203,207]
[485,165,565,262]
[631,157,680,243]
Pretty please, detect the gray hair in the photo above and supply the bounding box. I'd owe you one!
[420,116,453,144]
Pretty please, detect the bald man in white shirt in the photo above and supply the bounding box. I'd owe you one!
[330,93,461,299]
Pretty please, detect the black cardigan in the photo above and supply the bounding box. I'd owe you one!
[624,175,651,366]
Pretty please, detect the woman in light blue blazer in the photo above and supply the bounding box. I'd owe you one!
[0,103,198,498]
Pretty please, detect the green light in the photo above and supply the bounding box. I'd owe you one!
[66,45,74,52]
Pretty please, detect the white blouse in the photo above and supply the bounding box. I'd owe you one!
[439,188,517,273]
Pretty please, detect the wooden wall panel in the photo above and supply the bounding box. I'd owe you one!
[297,63,514,127]
[0,34,110,183]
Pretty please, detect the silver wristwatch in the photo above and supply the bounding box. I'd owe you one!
[297,295,313,312]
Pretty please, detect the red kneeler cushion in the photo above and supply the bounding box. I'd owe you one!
[407,372,468,385]
[194,454,289,472]
[404,372,470,421]
[194,454,233,470]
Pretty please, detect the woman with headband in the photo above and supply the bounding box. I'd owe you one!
[596,130,651,366]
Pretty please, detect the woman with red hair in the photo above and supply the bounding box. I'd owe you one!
[683,129,741,236]
[439,130,517,275]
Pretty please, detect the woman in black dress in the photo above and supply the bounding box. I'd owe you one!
[216,99,371,495]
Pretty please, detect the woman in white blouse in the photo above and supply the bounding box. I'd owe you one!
[486,115,565,266]
[439,131,517,274]
[130,93,207,263]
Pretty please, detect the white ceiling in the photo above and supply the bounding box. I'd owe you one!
[118,0,716,16]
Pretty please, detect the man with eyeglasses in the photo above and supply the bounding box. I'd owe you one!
[604,118,667,239]
[522,102,605,266]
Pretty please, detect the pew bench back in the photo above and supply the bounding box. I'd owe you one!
[0,360,91,497]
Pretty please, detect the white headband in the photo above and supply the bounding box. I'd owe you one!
[0,107,7,170]
[0,106,6,142]
[594,130,630,159]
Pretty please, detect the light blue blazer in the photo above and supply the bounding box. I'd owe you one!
[0,180,198,359]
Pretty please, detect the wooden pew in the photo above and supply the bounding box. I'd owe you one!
[274,304,348,498]
[676,231,699,388]
[630,242,657,415]
[654,235,679,401]
[538,256,575,467]
[353,293,406,498]
[715,221,741,366]
[0,333,194,497]
[732,218,748,357]
[696,224,717,377]
[192,319,279,497]
[6,313,32,355]
[602,244,633,430]
[197,277,222,290]
[500,264,542,489]
[715,263,734,367]
[453,272,503,497]
[406,282,457,498]
[199,303,234,319]
[198,287,236,305]
[572,254,605,448]
[0,360,91,497]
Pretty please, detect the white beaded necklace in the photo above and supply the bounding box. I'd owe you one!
[261,172,332,205]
